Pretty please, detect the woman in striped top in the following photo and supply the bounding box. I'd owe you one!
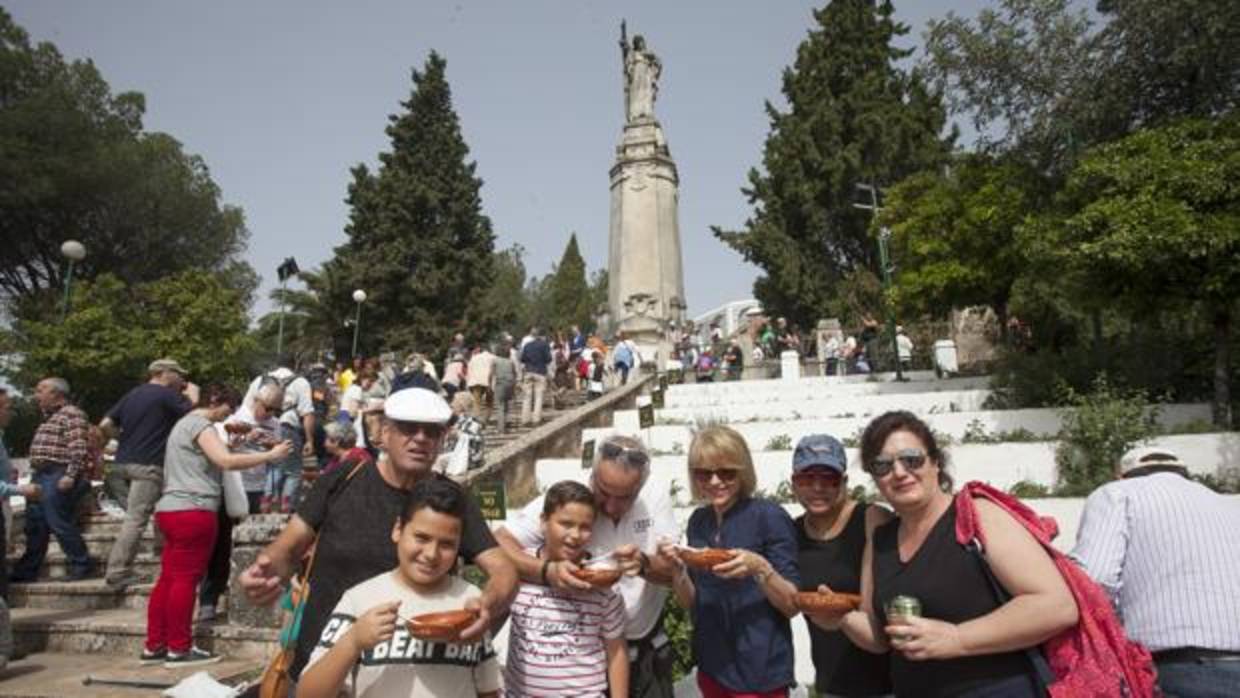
[504,480,628,697]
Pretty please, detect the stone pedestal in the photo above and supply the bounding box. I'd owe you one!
[227,514,290,629]
[608,116,686,357]
[781,351,801,381]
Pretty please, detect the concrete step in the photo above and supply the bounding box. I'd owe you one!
[8,579,156,611]
[615,388,995,430]
[0,651,262,698]
[11,607,278,661]
[10,533,156,561]
[587,404,1213,453]
[536,432,1240,507]
[663,375,991,408]
[8,552,159,582]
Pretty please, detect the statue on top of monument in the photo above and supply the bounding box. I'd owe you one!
[620,21,661,123]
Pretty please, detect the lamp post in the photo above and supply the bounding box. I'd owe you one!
[853,183,904,381]
[274,257,300,363]
[351,289,367,358]
[59,240,86,322]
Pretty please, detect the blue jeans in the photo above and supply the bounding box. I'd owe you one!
[12,465,92,580]
[1157,657,1240,698]
[264,424,304,505]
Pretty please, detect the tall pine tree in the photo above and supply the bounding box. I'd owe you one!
[713,0,953,328]
[330,51,495,355]
[544,234,593,333]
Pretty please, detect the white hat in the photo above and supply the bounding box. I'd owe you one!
[1120,446,1184,476]
[383,388,452,424]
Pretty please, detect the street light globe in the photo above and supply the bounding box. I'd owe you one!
[60,240,87,262]
[352,289,367,304]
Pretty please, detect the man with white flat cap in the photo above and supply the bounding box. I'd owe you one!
[1071,446,1240,697]
[239,388,517,689]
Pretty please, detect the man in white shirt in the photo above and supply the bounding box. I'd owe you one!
[242,367,315,512]
[496,434,681,698]
[1071,446,1240,697]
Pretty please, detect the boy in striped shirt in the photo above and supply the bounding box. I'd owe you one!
[504,481,628,697]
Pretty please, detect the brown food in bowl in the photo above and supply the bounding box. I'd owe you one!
[795,591,861,615]
[572,567,623,587]
[407,609,479,641]
[223,422,253,435]
[679,548,737,570]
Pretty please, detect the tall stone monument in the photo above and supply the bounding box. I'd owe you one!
[607,23,686,364]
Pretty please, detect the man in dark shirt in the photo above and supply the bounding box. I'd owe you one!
[519,328,553,426]
[99,359,196,587]
[238,387,517,685]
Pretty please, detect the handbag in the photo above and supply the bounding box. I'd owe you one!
[257,460,368,698]
[222,470,250,519]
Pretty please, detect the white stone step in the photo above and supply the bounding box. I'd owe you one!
[616,389,995,431]
[587,403,1213,453]
[537,432,1240,507]
[663,375,991,408]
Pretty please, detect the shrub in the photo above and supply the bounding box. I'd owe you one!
[1054,374,1157,496]
[663,597,694,681]
[765,433,793,450]
[1007,480,1051,498]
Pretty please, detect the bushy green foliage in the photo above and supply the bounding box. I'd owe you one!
[1054,375,1157,496]
[662,596,694,681]
[764,434,793,451]
[1007,480,1051,499]
[6,271,257,419]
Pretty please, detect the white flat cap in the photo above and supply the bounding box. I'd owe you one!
[384,388,452,424]
[1120,446,1184,476]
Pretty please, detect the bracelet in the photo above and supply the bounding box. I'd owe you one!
[755,564,774,584]
[540,559,553,586]
[638,552,650,577]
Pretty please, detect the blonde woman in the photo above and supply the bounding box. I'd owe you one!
[655,425,800,697]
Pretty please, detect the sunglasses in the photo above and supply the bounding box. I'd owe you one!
[792,470,843,488]
[391,421,446,440]
[600,441,651,468]
[692,468,740,484]
[867,448,928,478]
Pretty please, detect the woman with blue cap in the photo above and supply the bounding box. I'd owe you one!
[792,433,893,697]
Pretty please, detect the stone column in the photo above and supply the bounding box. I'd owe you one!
[607,116,686,365]
[227,514,289,629]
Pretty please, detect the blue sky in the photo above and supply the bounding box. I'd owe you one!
[9,1,990,320]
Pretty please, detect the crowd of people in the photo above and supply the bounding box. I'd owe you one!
[0,340,1237,696]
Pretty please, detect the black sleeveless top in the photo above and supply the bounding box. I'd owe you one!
[797,504,892,696]
[872,501,1034,697]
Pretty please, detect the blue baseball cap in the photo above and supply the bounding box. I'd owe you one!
[792,434,847,474]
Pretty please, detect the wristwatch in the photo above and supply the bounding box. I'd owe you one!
[638,552,650,577]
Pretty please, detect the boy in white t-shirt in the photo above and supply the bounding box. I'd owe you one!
[504,480,627,697]
[298,479,500,698]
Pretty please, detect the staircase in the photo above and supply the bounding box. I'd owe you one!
[3,509,274,696]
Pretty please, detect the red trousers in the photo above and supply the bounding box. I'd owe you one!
[146,509,218,652]
[697,671,788,698]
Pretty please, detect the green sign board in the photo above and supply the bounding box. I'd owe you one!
[473,481,507,520]
[638,403,655,430]
[651,387,665,409]
[581,439,596,469]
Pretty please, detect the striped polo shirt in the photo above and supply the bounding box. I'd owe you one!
[503,579,625,696]
[1070,472,1240,652]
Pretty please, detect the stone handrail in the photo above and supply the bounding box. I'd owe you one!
[459,374,653,508]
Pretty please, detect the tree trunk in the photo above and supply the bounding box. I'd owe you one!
[1212,305,1232,429]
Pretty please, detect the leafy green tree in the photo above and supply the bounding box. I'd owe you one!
[543,234,593,333]
[713,0,953,329]
[1093,0,1240,128]
[879,155,1046,331]
[6,271,258,418]
[330,52,495,355]
[922,0,1100,173]
[1046,115,1240,426]
[0,9,255,310]
[478,245,530,339]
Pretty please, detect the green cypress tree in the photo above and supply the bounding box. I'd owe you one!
[331,51,495,355]
[544,233,593,333]
[713,0,953,328]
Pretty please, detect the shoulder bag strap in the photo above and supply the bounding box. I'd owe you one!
[965,539,1057,691]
